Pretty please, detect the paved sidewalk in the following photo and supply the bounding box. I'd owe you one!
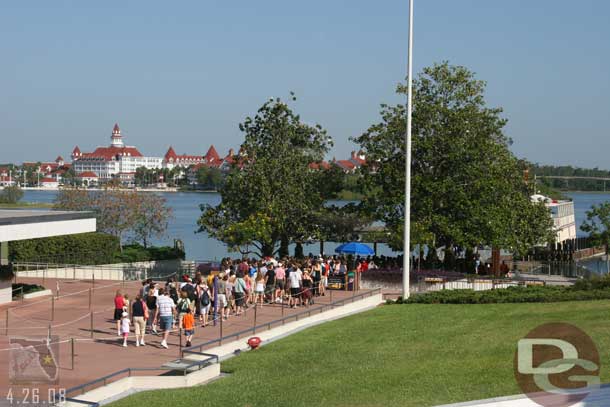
[0,277,372,399]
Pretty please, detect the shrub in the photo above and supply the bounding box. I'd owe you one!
[9,233,184,265]
[114,244,185,263]
[9,232,120,265]
[12,283,45,298]
[0,186,24,204]
[390,284,610,305]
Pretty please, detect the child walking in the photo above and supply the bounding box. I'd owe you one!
[120,311,131,347]
[182,308,195,347]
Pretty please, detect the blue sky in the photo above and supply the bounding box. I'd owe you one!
[1,0,608,167]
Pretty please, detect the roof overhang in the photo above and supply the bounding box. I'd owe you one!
[0,210,97,242]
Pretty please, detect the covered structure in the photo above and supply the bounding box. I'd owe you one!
[0,210,96,304]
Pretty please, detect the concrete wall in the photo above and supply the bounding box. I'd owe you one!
[0,280,11,304]
[0,218,96,242]
[14,259,183,281]
[63,364,221,407]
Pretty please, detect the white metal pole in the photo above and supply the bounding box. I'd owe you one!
[402,0,414,299]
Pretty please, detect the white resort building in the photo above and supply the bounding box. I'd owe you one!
[531,194,577,243]
[72,124,163,186]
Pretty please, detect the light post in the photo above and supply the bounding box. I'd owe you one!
[402,0,414,299]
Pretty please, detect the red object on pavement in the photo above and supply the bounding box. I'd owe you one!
[247,337,262,349]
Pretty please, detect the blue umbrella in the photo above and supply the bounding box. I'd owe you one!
[334,242,375,256]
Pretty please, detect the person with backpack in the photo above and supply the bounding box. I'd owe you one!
[176,290,192,330]
[198,280,212,327]
[182,307,195,347]
[233,271,247,316]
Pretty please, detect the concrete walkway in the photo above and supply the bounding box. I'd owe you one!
[435,385,610,407]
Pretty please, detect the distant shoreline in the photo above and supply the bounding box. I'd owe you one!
[5,186,220,194]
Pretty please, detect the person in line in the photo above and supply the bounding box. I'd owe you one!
[182,307,195,347]
[288,264,302,309]
[157,288,176,349]
[199,279,212,327]
[113,290,125,337]
[254,270,265,307]
[145,288,158,334]
[176,290,192,330]
[120,311,130,347]
[234,272,247,316]
[274,262,286,303]
[264,264,276,303]
[311,260,322,297]
[218,274,230,320]
[132,294,147,346]
[301,270,314,306]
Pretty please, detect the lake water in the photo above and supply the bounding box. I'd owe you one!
[21,190,398,260]
[20,190,610,261]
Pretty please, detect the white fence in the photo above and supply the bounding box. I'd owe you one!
[12,259,187,282]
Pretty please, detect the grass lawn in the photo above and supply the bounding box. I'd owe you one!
[110,301,610,407]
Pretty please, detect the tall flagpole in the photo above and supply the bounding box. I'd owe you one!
[402,0,414,299]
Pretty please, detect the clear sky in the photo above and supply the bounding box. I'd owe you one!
[1,0,608,167]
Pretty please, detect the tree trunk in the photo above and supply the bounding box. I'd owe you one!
[279,236,289,259]
[294,242,304,259]
[261,241,275,258]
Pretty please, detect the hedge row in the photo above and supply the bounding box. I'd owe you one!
[389,285,610,305]
[9,233,184,265]
[9,233,120,265]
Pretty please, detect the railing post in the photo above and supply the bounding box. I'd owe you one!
[219,314,223,345]
[71,338,75,370]
[179,328,183,355]
[51,295,55,321]
[90,312,94,339]
[88,288,92,310]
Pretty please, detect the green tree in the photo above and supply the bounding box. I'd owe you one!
[353,62,553,255]
[198,95,332,257]
[196,166,224,190]
[581,202,610,271]
[0,185,24,204]
[54,188,172,251]
[132,193,173,248]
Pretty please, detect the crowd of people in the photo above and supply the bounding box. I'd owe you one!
[113,254,373,349]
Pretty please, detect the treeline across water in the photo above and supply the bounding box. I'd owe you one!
[533,164,610,191]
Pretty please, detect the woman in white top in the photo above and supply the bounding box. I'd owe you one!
[254,270,265,307]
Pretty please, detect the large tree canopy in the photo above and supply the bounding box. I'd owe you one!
[197,96,333,257]
[353,62,553,253]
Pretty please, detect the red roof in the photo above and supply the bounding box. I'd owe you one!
[164,146,203,163]
[336,160,356,170]
[72,146,81,155]
[78,171,98,178]
[164,146,178,161]
[204,145,221,163]
[113,123,120,132]
[56,156,64,162]
[81,146,143,160]
[40,177,57,183]
[308,161,331,170]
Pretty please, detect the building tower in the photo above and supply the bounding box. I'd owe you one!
[110,123,124,147]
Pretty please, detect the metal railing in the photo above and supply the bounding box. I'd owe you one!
[61,354,218,405]
[60,287,381,405]
[182,287,382,352]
